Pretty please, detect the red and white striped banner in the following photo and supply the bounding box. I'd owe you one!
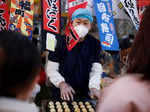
[43,0,60,34]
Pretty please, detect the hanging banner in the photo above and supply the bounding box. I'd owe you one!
[65,0,88,51]
[112,0,129,19]
[43,0,60,34]
[93,0,119,51]
[138,0,150,21]
[0,0,9,31]
[9,0,34,40]
[120,0,140,30]
[138,0,150,8]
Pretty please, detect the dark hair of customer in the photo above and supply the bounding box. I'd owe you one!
[0,31,41,98]
[127,6,150,80]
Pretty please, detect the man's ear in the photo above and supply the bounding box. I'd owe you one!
[34,74,41,84]
[89,23,92,31]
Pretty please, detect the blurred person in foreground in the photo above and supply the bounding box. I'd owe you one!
[0,31,41,112]
[96,6,150,112]
[47,8,102,101]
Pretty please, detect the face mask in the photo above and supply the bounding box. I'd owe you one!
[74,25,89,38]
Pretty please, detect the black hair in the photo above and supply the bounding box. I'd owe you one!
[0,31,41,97]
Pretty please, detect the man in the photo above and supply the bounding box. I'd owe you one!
[47,8,102,101]
[0,31,41,112]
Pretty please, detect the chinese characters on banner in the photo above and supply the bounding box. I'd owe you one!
[66,0,88,51]
[9,0,34,40]
[43,0,60,34]
[93,0,119,51]
[0,0,9,31]
[120,0,140,30]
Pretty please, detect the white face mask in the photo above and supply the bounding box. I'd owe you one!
[74,25,89,38]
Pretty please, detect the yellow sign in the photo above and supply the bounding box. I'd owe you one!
[9,0,34,39]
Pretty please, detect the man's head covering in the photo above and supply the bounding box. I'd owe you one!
[71,8,93,23]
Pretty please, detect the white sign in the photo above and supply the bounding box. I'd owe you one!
[120,0,140,30]
[46,33,57,52]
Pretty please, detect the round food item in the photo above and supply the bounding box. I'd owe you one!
[73,105,79,108]
[63,103,68,105]
[85,101,90,105]
[57,108,63,112]
[72,101,77,105]
[55,101,60,105]
[56,105,62,109]
[79,101,83,105]
[50,110,55,112]
[62,101,67,105]
[57,110,63,112]
[88,108,95,112]
[87,105,92,109]
[49,105,55,109]
[74,108,80,111]
[56,103,61,106]
[80,105,85,108]
[63,104,69,108]
[50,108,56,112]
[74,108,80,112]
[49,101,54,106]
[82,108,87,112]
[65,108,70,112]
[63,104,68,107]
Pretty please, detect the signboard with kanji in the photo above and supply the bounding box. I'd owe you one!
[94,0,119,51]
[0,0,9,31]
[120,0,140,30]
[9,0,34,40]
[43,0,60,34]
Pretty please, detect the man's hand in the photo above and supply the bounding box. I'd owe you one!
[90,88,101,99]
[59,82,75,101]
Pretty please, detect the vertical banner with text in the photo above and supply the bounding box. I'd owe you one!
[65,0,88,51]
[43,0,60,52]
[43,0,60,34]
[120,0,140,30]
[94,0,119,51]
[9,0,34,40]
[0,0,9,31]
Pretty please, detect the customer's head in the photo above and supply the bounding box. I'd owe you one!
[71,8,93,39]
[127,6,150,79]
[0,31,41,100]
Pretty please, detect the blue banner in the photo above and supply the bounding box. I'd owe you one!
[93,0,119,51]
